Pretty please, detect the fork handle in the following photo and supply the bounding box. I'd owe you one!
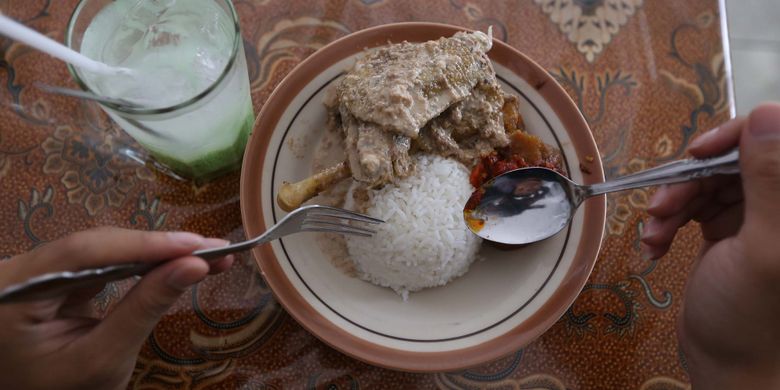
[88,245,236,280]
[0,244,247,304]
[0,262,153,304]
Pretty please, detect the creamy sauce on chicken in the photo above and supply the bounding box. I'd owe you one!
[338,31,494,137]
[330,30,510,187]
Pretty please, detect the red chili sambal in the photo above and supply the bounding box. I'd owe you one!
[470,131,563,189]
[465,131,564,218]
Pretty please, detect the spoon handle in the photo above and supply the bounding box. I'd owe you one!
[585,148,740,196]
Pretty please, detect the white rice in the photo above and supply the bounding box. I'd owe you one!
[345,154,482,300]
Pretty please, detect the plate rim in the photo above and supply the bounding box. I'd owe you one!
[240,22,606,372]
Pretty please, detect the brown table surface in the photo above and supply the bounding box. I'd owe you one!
[0,0,734,388]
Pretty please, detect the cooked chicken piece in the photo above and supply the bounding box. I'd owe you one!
[333,30,498,187]
[415,78,509,163]
[342,111,414,188]
[277,161,351,212]
[342,113,393,186]
[337,30,494,139]
[276,30,537,210]
[391,134,413,178]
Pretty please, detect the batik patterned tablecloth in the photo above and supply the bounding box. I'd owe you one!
[0,0,733,388]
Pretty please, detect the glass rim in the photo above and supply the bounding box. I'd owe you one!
[65,0,242,116]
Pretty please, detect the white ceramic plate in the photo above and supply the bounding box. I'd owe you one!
[241,22,606,372]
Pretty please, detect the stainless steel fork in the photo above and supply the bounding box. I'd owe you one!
[0,205,382,304]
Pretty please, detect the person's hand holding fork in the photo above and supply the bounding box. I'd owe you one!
[0,228,233,389]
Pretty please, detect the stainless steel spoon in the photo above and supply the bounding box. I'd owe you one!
[464,148,740,245]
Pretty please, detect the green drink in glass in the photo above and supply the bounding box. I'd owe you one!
[67,0,254,182]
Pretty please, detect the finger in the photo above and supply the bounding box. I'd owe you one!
[692,202,727,224]
[701,203,744,241]
[58,282,125,319]
[66,284,108,304]
[647,175,737,218]
[647,182,701,217]
[207,255,234,275]
[715,178,744,205]
[37,317,102,345]
[688,116,746,157]
[737,103,780,269]
[642,198,702,248]
[57,283,109,319]
[89,256,209,357]
[640,241,670,261]
[58,300,98,319]
[691,178,743,225]
[198,238,235,275]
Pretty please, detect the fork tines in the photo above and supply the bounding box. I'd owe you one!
[300,206,383,238]
[305,205,384,224]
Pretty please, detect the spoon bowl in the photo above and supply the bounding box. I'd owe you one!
[465,148,741,245]
[464,168,577,245]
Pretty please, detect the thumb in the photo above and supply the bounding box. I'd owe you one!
[90,256,209,355]
[739,103,780,257]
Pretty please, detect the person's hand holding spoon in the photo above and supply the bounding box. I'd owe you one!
[464,145,739,245]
